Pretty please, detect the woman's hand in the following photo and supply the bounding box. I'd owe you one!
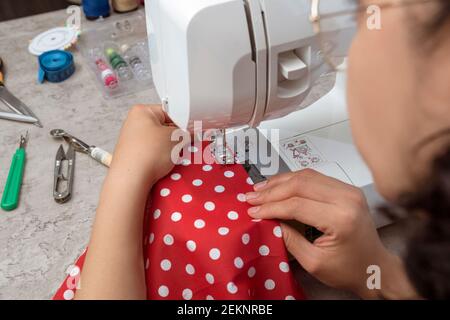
[76,104,183,300]
[246,169,418,299]
[110,104,181,188]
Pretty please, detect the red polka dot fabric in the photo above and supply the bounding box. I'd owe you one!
[53,143,305,300]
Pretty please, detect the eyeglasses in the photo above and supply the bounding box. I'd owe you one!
[310,0,439,71]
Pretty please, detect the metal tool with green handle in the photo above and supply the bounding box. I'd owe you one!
[1,132,28,211]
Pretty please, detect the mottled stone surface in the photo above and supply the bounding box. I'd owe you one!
[0,9,409,300]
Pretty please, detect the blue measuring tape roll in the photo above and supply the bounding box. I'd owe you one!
[38,50,75,83]
[82,0,111,20]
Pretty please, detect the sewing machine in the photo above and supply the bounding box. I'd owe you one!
[145,0,391,227]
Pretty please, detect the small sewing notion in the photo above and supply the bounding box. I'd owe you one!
[50,129,112,167]
[53,144,76,204]
[1,132,29,211]
[28,27,79,56]
[38,50,75,84]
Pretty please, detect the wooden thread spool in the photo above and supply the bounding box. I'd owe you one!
[112,0,139,13]
[0,57,4,85]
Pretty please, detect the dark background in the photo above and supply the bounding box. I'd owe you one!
[0,0,70,22]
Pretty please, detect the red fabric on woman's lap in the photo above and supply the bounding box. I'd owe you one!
[53,144,305,300]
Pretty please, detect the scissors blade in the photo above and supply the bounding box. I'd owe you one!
[0,85,43,128]
[0,111,38,124]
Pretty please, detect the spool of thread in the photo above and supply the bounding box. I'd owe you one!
[95,59,118,89]
[105,48,127,69]
[112,0,139,13]
[82,0,111,20]
[105,47,133,80]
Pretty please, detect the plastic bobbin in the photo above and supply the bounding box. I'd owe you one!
[38,50,75,84]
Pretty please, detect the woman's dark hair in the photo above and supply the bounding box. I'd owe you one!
[395,0,450,300]
[402,146,450,300]
[427,0,450,36]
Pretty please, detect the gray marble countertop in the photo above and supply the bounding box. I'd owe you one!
[0,8,410,300]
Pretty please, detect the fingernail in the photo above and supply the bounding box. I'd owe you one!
[248,206,260,216]
[245,192,260,200]
[254,181,267,191]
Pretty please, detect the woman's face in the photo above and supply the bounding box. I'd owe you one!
[346,0,450,200]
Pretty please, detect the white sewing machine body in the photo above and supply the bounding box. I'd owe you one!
[145,0,390,227]
[145,0,356,130]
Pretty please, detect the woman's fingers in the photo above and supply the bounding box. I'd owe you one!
[248,169,361,206]
[280,223,319,273]
[253,171,296,191]
[138,104,174,126]
[247,170,341,205]
[248,197,335,230]
[149,105,169,124]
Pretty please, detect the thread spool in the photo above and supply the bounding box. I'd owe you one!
[105,47,133,80]
[82,0,111,20]
[112,0,139,13]
[95,59,118,89]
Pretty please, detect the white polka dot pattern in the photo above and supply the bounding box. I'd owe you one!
[182,194,192,203]
[163,234,174,246]
[205,273,215,284]
[279,261,290,273]
[248,267,256,278]
[182,288,193,300]
[209,248,221,260]
[160,259,172,271]
[204,201,215,211]
[158,285,169,297]
[160,188,170,197]
[273,226,282,238]
[218,227,229,236]
[194,219,206,229]
[186,240,196,252]
[234,257,244,269]
[153,209,161,219]
[52,143,304,300]
[185,264,195,275]
[242,233,250,245]
[63,289,74,300]
[227,282,238,294]
[171,212,182,222]
[265,279,276,290]
[259,245,270,256]
[227,211,239,221]
[224,170,235,178]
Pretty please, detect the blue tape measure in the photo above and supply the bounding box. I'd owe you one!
[38,50,75,83]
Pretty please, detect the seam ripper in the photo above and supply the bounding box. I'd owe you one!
[1,132,29,211]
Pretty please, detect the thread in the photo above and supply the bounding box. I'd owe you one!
[112,0,139,13]
[105,47,133,80]
[121,43,151,80]
[82,0,111,20]
[95,59,118,89]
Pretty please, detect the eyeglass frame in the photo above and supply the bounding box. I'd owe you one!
[309,0,439,71]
